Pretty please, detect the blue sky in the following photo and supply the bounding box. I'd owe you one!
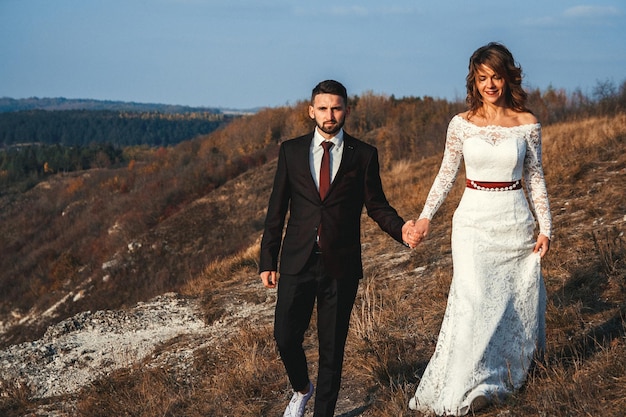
[1,0,624,109]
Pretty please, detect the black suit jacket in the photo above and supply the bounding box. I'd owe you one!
[259,132,406,280]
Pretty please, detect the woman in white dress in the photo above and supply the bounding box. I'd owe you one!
[408,43,552,415]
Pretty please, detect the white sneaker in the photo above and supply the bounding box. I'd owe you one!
[283,382,314,417]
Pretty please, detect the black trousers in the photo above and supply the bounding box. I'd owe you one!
[274,250,360,417]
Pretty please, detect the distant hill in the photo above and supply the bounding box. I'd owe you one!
[0,96,265,155]
[0,109,235,148]
[0,98,251,185]
[0,97,229,114]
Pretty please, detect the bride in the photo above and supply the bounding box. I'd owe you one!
[408,42,552,415]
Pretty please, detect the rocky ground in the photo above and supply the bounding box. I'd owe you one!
[0,290,278,416]
[0,251,413,417]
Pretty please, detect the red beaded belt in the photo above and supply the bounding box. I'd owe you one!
[466,179,522,191]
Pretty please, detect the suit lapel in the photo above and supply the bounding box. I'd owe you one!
[329,134,357,194]
[296,132,358,201]
[294,133,319,198]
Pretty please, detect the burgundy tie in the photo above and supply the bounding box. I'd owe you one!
[317,141,333,250]
[319,141,333,199]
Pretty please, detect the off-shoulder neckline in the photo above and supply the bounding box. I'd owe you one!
[453,114,540,129]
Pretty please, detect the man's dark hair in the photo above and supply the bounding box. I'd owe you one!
[311,80,348,104]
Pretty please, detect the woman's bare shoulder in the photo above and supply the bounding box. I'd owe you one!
[517,111,538,125]
[457,110,471,120]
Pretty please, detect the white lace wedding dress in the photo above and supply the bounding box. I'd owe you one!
[410,115,552,416]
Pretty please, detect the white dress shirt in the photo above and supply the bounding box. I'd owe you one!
[310,127,344,191]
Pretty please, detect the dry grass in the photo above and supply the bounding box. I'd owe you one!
[348,114,626,416]
[156,114,625,416]
[0,379,32,416]
[2,111,625,416]
[78,326,283,416]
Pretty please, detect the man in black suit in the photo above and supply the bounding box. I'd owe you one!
[260,80,419,417]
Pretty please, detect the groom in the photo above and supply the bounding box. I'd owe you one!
[259,80,419,417]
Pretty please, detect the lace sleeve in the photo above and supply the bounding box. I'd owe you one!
[418,118,463,220]
[523,125,552,239]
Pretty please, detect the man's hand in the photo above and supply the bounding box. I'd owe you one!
[403,218,430,248]
[260,270,278,288]
[402,220,420,248]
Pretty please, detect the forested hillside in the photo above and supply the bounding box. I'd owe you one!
[0,110,231,147]
[0,98,244,192]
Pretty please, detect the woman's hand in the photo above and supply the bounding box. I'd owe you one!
[414,218,430,242]
[534,234,550,258]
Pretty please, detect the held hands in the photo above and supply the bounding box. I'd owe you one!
[402,218,430,248]
[260,270,278,288]
[263,219,437,285]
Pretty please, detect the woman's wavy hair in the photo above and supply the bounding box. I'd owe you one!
[465,42,529,115]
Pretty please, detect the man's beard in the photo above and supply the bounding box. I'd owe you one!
[317,119,344,136]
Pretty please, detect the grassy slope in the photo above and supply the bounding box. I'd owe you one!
[2,113,625,416]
